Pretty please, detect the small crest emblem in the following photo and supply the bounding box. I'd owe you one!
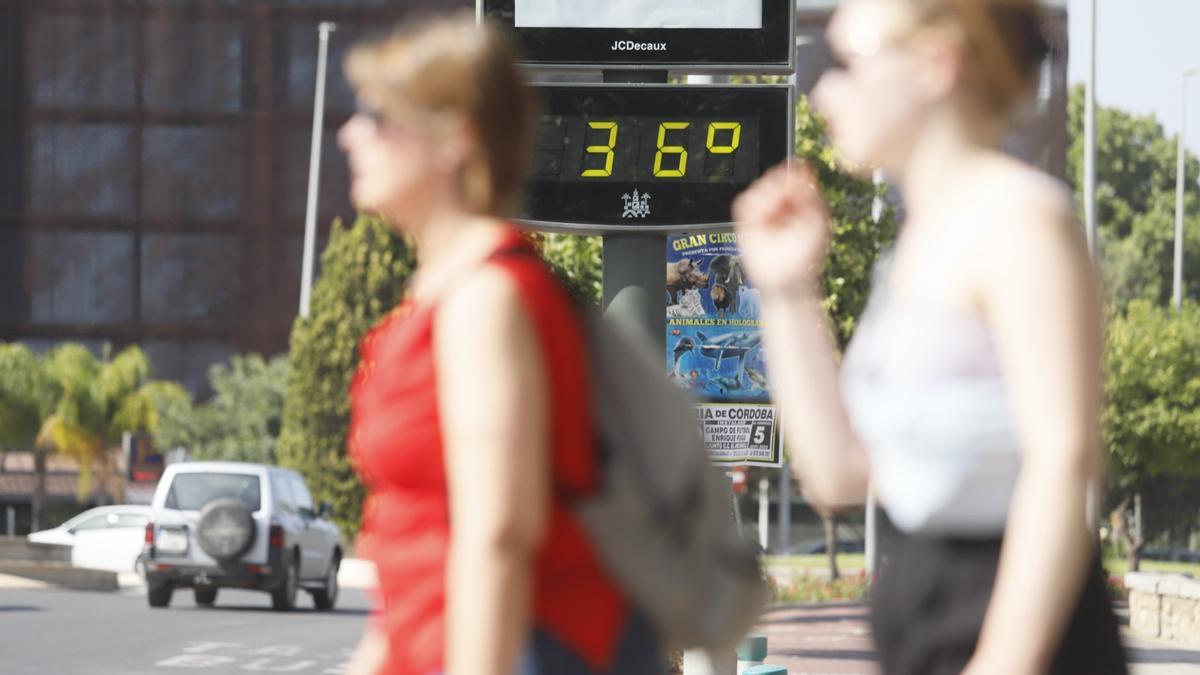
[621,190,651,219]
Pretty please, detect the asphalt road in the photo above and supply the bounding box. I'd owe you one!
[0,586,372,674]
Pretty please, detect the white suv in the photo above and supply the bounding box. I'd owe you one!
[143,462,342,611]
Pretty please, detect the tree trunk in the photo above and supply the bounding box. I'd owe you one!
[95,451,111,506]
[1127,490,1145,573]
[1109,493,1131,556]
[109,447,126,504]
[32,447,47,532]
[824,513,840,581]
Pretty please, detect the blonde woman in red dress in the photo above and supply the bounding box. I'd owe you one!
[337,13,662,675]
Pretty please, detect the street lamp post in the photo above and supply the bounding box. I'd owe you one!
[1174,69,1200,312]
[300,22,337,319]
[1083,0,1097,260]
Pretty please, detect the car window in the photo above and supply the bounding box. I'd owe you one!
[115,514,149,528]
[70,515,112,532]
[289,474,314,513]
[271,472,296,513]
[165,473,261,511]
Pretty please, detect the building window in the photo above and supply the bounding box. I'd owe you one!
[141,234,242,326]
[142,126,242,221]
[143,17,244,114]
[30,231,135,325]
[32,15,136,110]
[277,127,351,224]
[32,124,136,217]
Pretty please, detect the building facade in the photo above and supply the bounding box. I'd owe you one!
[0,0,467,393]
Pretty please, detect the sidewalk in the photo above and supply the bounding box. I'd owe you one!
[753,603,1200,675]
[0,573,49,590]
[0,558,380,594]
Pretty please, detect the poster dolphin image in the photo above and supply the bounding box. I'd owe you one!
[670,336,697,378]
[695,331,762,370]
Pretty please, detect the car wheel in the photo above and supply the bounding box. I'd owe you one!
[148,583,173,608]
[311,555,339,611]
[194,587,218,607]
[134,554,146,577]
[270,552,299,612]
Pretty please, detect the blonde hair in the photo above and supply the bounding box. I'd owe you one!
[911,0,1050,117]
[345,12,538,216]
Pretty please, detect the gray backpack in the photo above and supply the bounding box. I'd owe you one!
[575,313,768,653]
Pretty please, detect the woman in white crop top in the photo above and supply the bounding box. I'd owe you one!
[733,1,1126,674]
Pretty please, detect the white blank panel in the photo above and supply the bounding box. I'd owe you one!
[515,0,762,30]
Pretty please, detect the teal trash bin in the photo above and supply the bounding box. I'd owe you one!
[743,666,787,675]
[736,633,769,673]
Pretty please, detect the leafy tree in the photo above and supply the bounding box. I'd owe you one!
[277,216,416,539]
[1067,85,1184,238]
[1065,88,1200,557]
[151,355,288,464]
[146,381,196,456]
[0,344,57,530]
[1098,182,1200,309]
[38,343,171,505]
[1067,85,1200,307]
[533,232,603,308]
[1102,300,1200,570]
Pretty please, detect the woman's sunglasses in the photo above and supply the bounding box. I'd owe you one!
[355,99,388,128]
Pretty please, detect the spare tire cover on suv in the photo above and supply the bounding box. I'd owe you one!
[197,498,257,563]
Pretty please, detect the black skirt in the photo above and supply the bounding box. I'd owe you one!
[870,527,1128,675]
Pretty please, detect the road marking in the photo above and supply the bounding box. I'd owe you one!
[158,643,352,672]
[246,645,303,657]
[240,658,317,671]
[183,642,244,654]
[158,654,237,668]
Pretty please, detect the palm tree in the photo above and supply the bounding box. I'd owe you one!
[0,344,57,530]
[38,344,179,506]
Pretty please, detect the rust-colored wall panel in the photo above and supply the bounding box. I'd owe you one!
[0,0,469,394]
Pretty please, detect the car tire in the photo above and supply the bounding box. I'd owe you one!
[271,552,299,612]
[194,587,218,607]
[148,583,173,608]
[196,498,257,563]
[311,554,339,611]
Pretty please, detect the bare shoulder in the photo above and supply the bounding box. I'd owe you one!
[435,265,527,337]
[965,157,1096,314]
[978,155,1074,217]
[972,157,1083,260]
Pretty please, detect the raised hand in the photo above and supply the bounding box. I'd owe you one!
[732,162,831,296]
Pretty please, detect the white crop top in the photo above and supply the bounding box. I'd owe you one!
[841,254,1020,535]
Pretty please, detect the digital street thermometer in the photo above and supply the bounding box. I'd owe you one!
[521,84,793,232]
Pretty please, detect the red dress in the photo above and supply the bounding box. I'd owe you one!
[348,228,627,675]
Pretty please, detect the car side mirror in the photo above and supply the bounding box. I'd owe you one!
[318,501,333,519]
